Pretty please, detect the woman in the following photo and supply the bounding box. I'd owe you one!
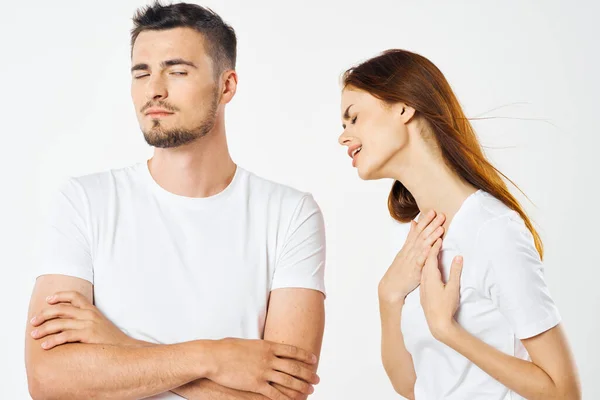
[338,50,580,399]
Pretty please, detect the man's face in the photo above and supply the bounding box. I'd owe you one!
[131,27,220,148]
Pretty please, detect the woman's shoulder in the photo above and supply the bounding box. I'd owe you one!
[449,191,510,248]
[465,194,543,300]
[458,191,534,257]
[473,191,514,221]
[471,193,537,260]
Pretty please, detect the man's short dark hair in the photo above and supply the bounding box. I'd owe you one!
[131,2,237,75]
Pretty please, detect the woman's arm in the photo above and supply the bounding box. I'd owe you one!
[377,212,446,399]
[438,322,580,400]
[420,240,581,400]
[379,295,417,400]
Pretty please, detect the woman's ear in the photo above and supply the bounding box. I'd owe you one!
[399,104,416,123]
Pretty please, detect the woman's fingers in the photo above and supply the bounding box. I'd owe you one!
[420,213,446,240]
[405,220,418,244]
[407,211,444,259]
[416,244,431,268]
[447,256,464,289]
[422,239,443,283]
[413,224,444,267]
[415,249,428,267]
[427,238,443,262]
[415,210,437,235]
[423,226,444,247]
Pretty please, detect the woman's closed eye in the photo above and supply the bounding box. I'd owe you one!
[342,115,358,129]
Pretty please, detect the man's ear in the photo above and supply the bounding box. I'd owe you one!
[220,70,238,105]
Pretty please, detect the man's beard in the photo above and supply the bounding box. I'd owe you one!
[142,94,219,149]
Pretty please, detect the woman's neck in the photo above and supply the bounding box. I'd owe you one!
[388,140,478,231]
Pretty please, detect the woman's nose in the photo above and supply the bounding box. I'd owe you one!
[338,132,351,146]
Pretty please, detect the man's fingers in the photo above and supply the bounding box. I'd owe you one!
[447,256,464,289]
[267,371,314,395]
[272,344,317,364]
[272,358,319,384]
[47,291,92,309]
[271,383,306,400]
[40,331,79,350]
[31,318,85,340]
[31,304,89,327]
[259,383,292,400]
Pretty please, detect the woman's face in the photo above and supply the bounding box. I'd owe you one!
[339,88,410,180]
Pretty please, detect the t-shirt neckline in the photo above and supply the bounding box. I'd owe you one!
[414,189,482,240]
[444,189,482,239]
[139,160,243,208]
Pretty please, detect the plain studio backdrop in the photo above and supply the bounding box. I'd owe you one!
[1,0,598,398]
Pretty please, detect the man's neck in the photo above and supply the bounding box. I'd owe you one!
[148,130,236,198]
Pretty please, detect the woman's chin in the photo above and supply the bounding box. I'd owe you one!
[357,163,389,181]
[357,165,376,181]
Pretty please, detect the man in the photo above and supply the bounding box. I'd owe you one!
[25,3,325,400]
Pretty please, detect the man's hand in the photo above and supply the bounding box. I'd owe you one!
[206,338,319,399]
[29,291,139,350]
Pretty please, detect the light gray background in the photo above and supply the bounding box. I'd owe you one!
[1,0,598,398]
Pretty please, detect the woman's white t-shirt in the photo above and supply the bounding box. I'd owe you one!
[400,190,561,400]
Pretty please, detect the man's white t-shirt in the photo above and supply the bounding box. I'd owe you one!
[37,162,326,399]
[399,190,561,400]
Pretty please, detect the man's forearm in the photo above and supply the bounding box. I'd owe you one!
[28,340,211,400]
[128,339,269,399]
[172,379,271,400]
[128,340,294,400]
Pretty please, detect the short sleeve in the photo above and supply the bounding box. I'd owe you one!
[479,214,560,339]
[36,178,94,283]
[271,195,326,296]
